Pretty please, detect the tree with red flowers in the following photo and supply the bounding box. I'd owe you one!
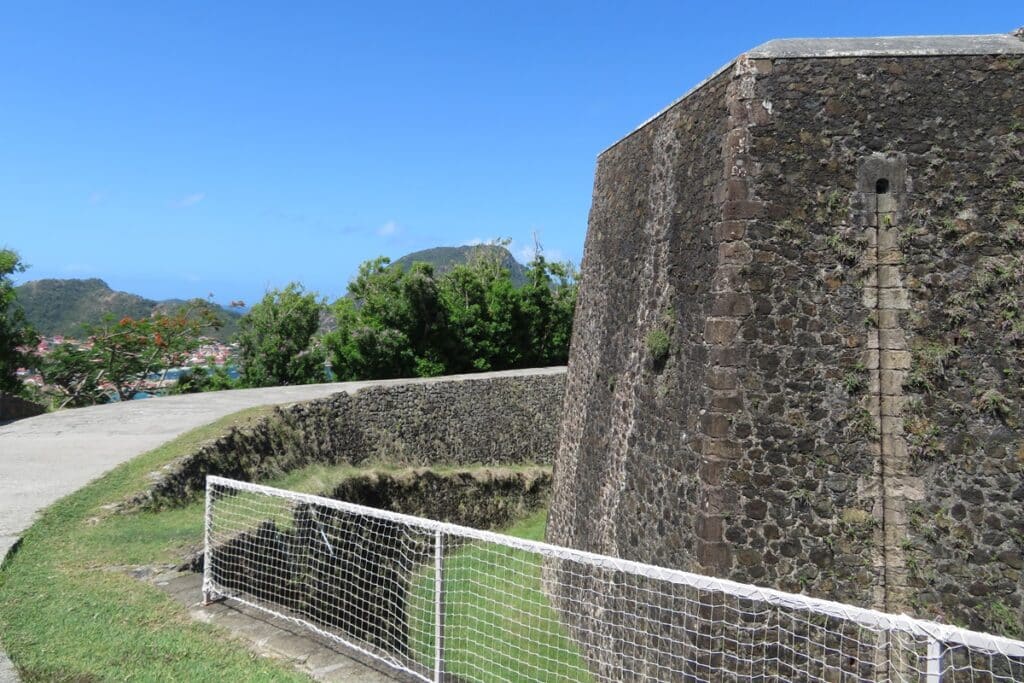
[39,301,220,407]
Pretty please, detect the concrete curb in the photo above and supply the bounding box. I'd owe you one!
[0,652,17,683]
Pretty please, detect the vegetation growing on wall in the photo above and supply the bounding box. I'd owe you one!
[645,329,670,362]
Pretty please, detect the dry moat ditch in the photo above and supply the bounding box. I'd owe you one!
[179,464,553,572]
[168,464,555,682]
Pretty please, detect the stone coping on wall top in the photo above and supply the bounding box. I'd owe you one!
[602,31,1024,157]
[748,33,1024,59]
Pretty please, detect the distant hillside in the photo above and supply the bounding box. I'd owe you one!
[14,278,241,342]
[391,245,529,286]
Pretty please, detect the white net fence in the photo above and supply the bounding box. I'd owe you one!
[204,476,1024,682]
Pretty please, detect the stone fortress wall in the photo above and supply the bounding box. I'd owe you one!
[549,33,1024,636]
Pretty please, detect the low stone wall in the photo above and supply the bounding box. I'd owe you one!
[132,369,565,509]
[0,392,45,422]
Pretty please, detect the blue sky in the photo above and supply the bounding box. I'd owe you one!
[1,2,1021,305]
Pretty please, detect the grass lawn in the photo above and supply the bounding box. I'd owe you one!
[0,407,313,682]
[408,509,593,682]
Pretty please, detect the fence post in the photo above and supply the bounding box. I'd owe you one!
[926,637,942,683]
[434,529,445,683]
[202,476,216,605]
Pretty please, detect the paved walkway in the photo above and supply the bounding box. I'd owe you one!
[0,367,564,681]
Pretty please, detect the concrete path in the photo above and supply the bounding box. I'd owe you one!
[0,367,563,681]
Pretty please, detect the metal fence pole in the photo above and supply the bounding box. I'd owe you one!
[434,530,445,683]
[201,476,216,605]
[926,637,943,683]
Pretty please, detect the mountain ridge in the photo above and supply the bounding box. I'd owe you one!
[14,278,241,342]
[390,244,529,286]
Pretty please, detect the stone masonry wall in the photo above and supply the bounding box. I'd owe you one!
[747,53,1024,636]
[134,369,565,508]
[0,392,45,422]
[550,49,1024,639]
[548,68,732,574]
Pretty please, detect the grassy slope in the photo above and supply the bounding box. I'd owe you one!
[0,407,311,682]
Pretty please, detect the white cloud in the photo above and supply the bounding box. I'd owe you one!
[173,192,206,208]
[515,243,536,263]
[377,220,399,237]
[511,236,563,265]
[87,192,105,205]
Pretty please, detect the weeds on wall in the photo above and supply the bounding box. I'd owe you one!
[824,232,860,267]
[841,362,868,395]
[973,388,1015,424]
[645,329,671,365]
[984,600,1024,640]
[846,406,876,439]
[904,341,959,394]
[904,413,944,462]
[645,306,676,368]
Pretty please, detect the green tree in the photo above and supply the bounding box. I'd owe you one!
[325,244,579,380]
[517,253,578,367]
[438,246,521,371]
[326,259,449,380]
[35,342,105,407]
[0,249,35,395]
[236,284,326,387]
[39,301,220,408]
[169,359,238,394]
